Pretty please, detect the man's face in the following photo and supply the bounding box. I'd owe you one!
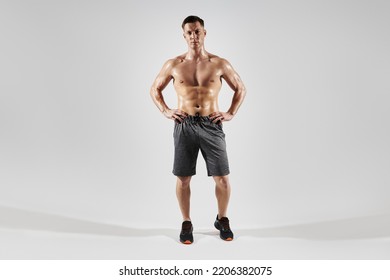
[183,21,206,49]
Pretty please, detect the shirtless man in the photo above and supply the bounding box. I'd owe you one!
[150,15,246,244]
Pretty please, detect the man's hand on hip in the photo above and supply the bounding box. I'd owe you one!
[209,112,234,124]
[163,109,188,123]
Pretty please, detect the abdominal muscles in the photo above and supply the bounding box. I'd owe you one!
[177,87,219,116]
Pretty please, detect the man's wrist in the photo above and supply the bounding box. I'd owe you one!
[161,107,170,114]
[226,111,235,117]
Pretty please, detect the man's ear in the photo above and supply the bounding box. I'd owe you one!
[204,29,207,36]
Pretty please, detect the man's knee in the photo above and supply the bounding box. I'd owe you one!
[214,175,230,189]
[177,176,192,187]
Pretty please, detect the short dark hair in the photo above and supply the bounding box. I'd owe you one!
[182,15,204,29]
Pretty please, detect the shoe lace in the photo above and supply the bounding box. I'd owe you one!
[220,217,231,231]
[182,221,192,233]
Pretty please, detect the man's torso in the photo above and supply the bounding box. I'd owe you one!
[171,53,224,116]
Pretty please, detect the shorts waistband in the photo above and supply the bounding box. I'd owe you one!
[184,112,211,123]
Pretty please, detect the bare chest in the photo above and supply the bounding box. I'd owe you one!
[172,61,222,87]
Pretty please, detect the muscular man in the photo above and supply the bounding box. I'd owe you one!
[150,15,246,244]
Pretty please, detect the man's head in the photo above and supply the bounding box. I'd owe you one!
[181,15,204,29]
[182,15,206,49]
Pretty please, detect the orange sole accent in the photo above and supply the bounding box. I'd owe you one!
[225,238,233,241]
[183,240,192,244]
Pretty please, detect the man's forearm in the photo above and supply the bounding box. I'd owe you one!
[150,87,169,114]
[227,88,246,116]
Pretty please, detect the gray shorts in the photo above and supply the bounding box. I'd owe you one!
[173,113,230,177]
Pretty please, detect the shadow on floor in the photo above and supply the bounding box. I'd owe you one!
[238,214,390,240]
[1,205,389,240]
[0,205,176,240]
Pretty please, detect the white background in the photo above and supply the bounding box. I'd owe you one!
[0,0,389,259]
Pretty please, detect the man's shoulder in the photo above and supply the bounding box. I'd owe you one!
[159,55,185,74]
[208,53,230,66]
[165,54,186,66]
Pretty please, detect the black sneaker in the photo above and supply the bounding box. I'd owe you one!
[180,221,193,244]
[214,215,234,241]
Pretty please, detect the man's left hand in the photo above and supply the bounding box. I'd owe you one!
[209,112,234,124]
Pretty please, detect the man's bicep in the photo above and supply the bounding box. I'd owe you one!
[221,60,245,91]
[153,73,172,92]
[153,60,174,91]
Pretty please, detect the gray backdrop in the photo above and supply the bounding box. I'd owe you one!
[1,0,389,232]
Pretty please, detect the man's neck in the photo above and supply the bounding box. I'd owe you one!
[185,47,209,61]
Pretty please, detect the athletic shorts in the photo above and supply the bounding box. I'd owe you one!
[173,113,230,177]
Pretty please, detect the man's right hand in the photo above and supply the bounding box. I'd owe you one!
[163,109,188,123]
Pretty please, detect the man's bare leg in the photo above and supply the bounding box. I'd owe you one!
[213,175,231,218]
[213,175,233,241]
[176,176,192,221]
[177,176,193,244]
